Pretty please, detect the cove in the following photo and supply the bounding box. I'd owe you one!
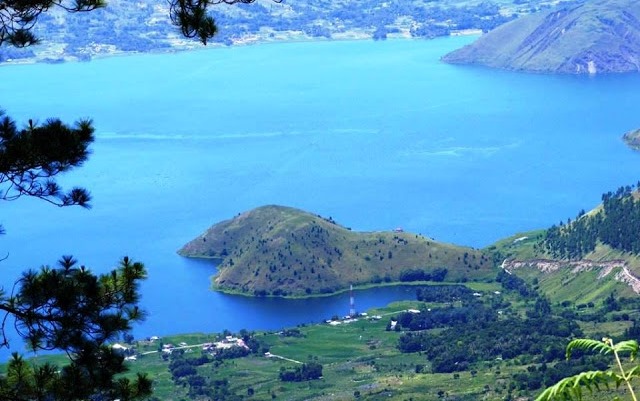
[1,36,640,357]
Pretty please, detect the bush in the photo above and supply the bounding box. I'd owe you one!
[279,362,323,382]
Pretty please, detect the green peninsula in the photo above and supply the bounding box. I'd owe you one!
[443,0,640,74]
[178,205,493,297]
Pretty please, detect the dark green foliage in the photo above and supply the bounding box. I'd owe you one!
[394,301,493,332]
[528,297,553,318]
[169,0,218,44]
[602,292,620,312]
[171,362,198,380]
[496,270,535,298]
[209,378,243,401]
[415,285,474,302]
[0,256,151,401]
[398,311,581,372]
[397,276,579,373]
[214,346,250,360]
[167,331,262,396]
[624,319,640,341]
[0,111,94,216]
[280,328,304,338]
[535,337,640,401]
[542,184,640,258]
[0,0,106,47]
[167,352,247,399]
[279,362,323,382]
[399,267,448,283]
[169,353,212,381]
[512,357,609,392]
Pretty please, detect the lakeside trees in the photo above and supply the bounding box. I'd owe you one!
[279,362,323,382]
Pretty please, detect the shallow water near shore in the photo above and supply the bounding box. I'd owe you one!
[1,36,640,356]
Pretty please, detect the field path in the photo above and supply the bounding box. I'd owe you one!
[265,352,303,364]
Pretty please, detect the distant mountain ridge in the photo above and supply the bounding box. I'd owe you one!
[178,205,494,297]
[443,0,640,74]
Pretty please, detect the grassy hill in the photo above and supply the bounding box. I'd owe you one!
[442,0,640,74]
[178,205,494,297]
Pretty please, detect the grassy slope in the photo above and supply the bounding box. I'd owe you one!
[178,205,495,297]
[443,0,640,73]
[488,230,639,304]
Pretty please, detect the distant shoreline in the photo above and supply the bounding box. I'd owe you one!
[0,29,482,67]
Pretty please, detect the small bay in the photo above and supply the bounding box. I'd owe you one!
[1,36,640,356]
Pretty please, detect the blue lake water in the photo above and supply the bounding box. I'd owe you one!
[1,36,640,356]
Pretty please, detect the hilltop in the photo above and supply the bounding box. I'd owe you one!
[178,205,494,297]
[442,0,640,74]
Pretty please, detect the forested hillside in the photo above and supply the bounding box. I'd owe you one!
[484,183,640,305]
[542,184,640,259]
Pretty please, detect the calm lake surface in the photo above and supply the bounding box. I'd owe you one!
[2,36,640,354]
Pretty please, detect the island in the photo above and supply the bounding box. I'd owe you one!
[623,128,640,151]
[442,0,640,74]
[178,205,494,297]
